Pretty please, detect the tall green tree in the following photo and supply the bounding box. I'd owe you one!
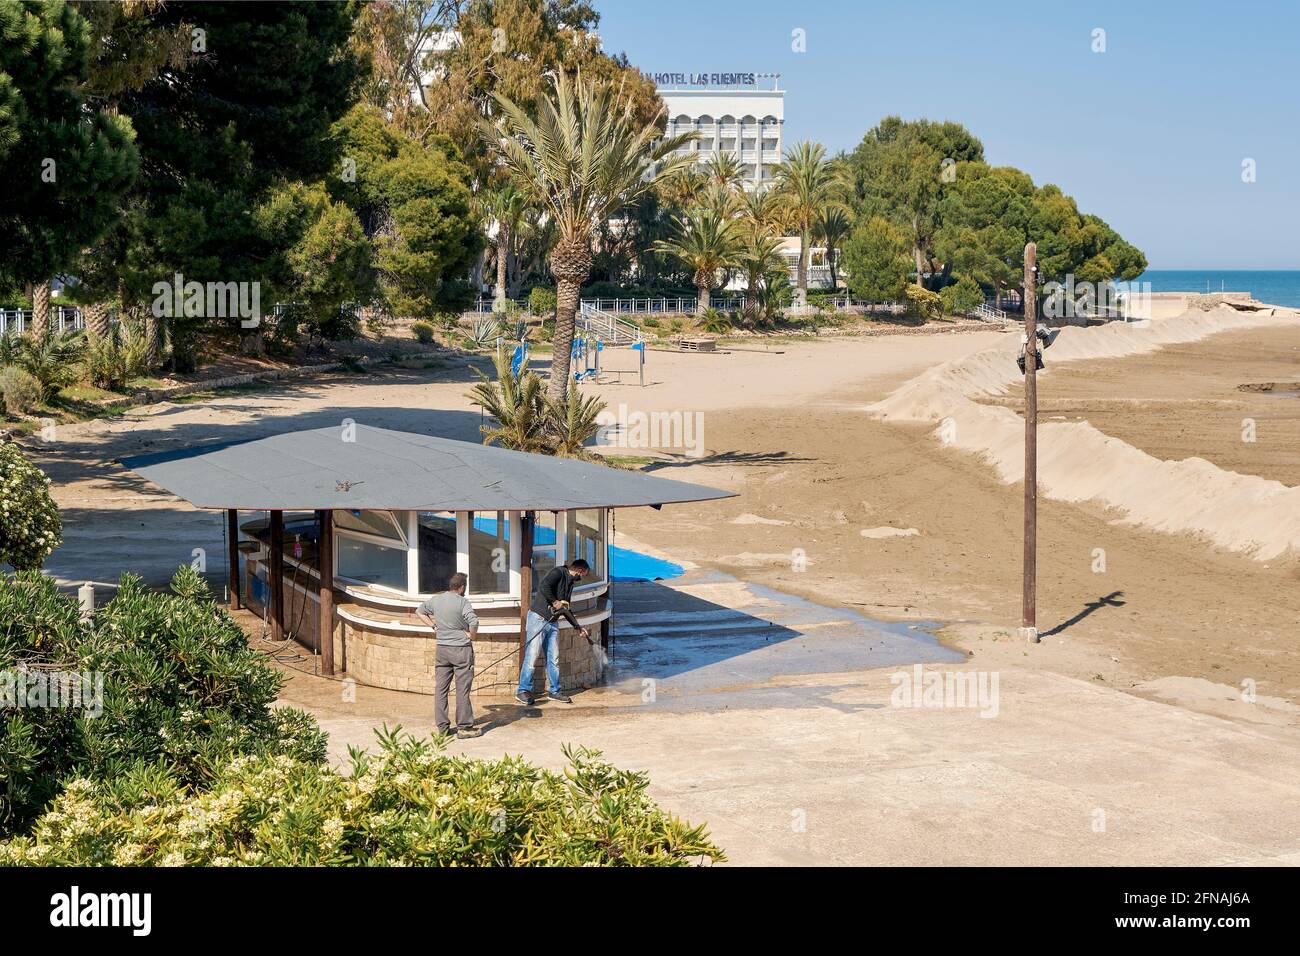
[734,232,787,320]
[330,104,479,319]
[842,216,912,302]
[814,206,852,290]
[484,183,530,310]
[934,163,1035,306]
[110,0,366,365]
[773,142,842,306]
[0,0,140,336]
[65,0,194,344]
[485,71,694,402]
[848,117,984,289]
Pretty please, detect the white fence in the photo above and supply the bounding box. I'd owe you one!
[473,296,747,316]
[0,306,85,336]
[821,297,906,314]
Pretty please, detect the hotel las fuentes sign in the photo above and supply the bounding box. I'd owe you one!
[644,71,758,87]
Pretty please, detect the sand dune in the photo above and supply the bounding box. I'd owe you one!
[869,305,1300,560]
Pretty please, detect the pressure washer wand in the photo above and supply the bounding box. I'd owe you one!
[555,600,595,644]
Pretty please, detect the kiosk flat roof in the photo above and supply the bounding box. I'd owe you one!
[121,424,735,512]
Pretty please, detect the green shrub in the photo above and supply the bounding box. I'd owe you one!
[264,306,304,358]
[527,287,556,316]
[309,303,362,343]
[411,320,436,343]
[0,443,61,570]
[0,728,725,866]
[0,367,42,416]
[756,273,794,324]
[904,284,943,319]
[0,567,325,834]
[939,276,985,315]
[642,316,660,329]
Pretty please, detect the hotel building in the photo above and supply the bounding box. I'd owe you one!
[649,71,785,190]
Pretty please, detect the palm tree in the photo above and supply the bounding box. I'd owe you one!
[756,272,794,325]
[739,186,787,237]
[773,142,842,307]
[734,232,787,320]
[814,207,853,291]
[486,184,529,312]
[656,164,707,211]
[468,350,550,453]
[84,302,111,343]
[702,151,746,192]
[29,281,51,339]
[653,207,742,314]
[484,72,696,404]
[18,328,86,402]
[545,385,607,459]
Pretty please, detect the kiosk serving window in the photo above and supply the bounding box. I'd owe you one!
[468,511,510,595]
[334,509,407,592]
[416,511,458,594]
[565,509,606,583]
[330,508,607,601]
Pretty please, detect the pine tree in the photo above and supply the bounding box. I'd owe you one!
[0,0,140,309]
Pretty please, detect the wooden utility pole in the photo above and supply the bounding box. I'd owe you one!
[317,509,335,676]
[517,512,535,669]
[227,509,241,611]
[269,510,285,642]
[1021,242,1039,643]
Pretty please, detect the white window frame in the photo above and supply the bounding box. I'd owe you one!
[333,509,410,596]
[560,508,609,591]
[331,508,586,603]
[461,510,517,601]
[411,509,463,598]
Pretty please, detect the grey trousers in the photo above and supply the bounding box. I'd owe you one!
[435,644,475,732]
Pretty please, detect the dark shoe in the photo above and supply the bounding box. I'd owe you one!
[515,690,534,706]
[456,726,481,739]
[545,691,573,704]
[436,726,451,737]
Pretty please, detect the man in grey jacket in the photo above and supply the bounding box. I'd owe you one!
[416,572,481,739]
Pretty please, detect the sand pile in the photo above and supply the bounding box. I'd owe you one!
[869,306,1300,560]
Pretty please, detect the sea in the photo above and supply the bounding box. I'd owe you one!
[1133,270,1300,309]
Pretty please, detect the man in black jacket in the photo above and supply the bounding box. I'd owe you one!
[516,558,590,705]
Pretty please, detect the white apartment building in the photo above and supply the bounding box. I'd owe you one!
[649,71,785,190]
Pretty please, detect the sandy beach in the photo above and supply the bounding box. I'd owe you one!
[24,301,1300,864]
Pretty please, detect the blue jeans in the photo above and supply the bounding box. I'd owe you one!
[518,611,561,695]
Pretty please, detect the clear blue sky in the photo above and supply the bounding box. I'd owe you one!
[596,0,1299,269]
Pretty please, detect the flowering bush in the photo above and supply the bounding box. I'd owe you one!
[0,567,325,833]
[0,442,61,570]
[1,727,725,866]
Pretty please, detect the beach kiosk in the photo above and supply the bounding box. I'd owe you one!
[123,424,732,700]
